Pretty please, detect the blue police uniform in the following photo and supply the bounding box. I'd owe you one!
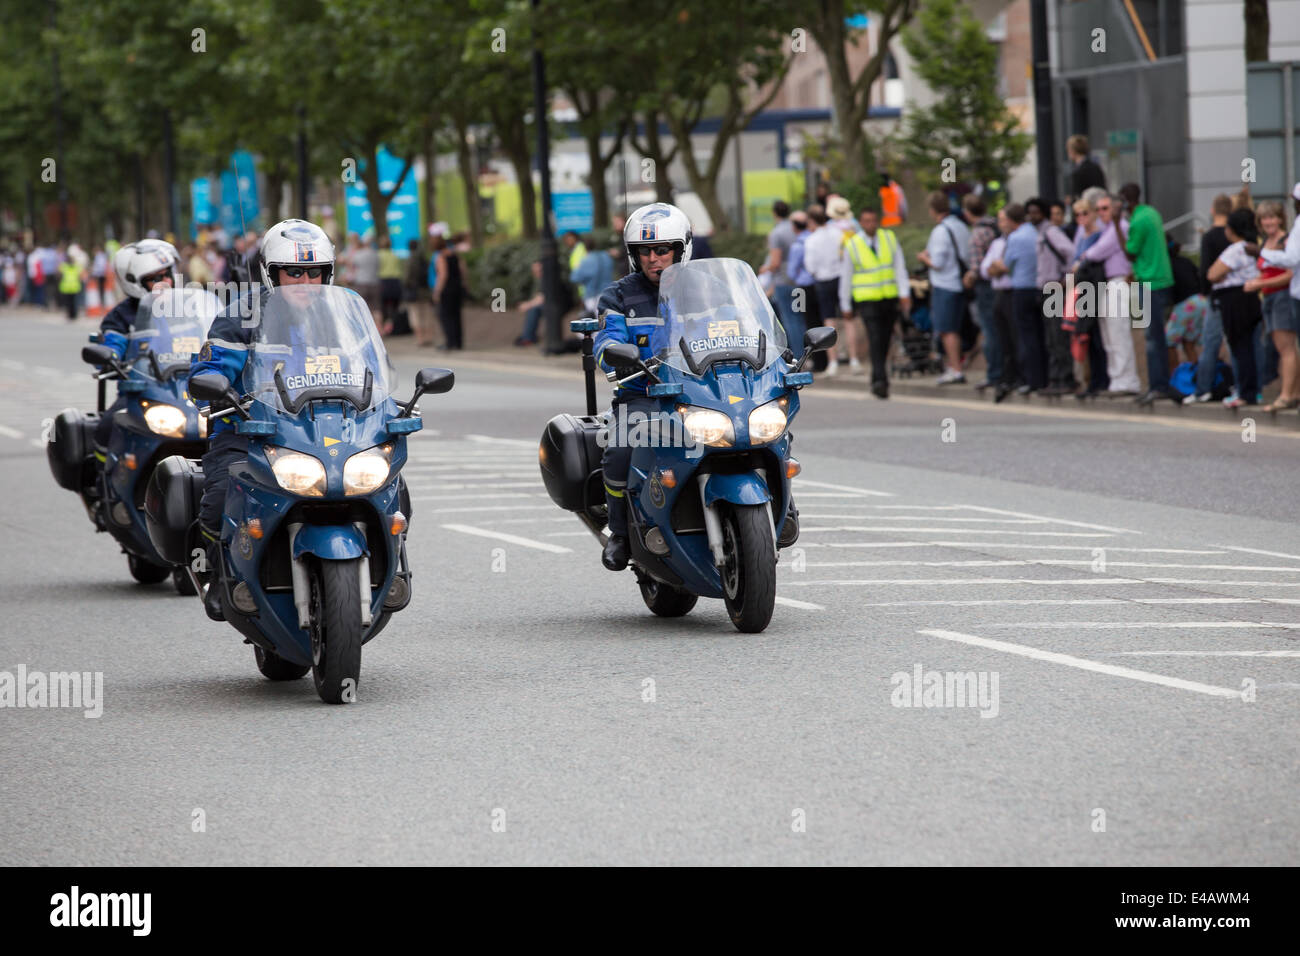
[188,293,260,538]
[592,271,671,539]
[92,296,142,451]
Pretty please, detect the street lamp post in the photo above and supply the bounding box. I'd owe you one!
[531,0,563,354]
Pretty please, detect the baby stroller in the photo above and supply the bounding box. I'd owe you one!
[891,270,943,377]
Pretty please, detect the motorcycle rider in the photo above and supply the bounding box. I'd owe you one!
[593,203,799,572]
[188,219,334,620]
[92,240,182,459]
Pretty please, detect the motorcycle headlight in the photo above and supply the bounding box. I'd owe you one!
[265,446,326,497]
[676,405,734,447]
[344,444,393,496]
[142,402,187,438]
[748,398,789,443]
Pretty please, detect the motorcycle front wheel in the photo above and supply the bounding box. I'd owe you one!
[720,504,776,633]
[309,558,363,704]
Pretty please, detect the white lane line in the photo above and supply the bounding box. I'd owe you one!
[800,527,1113,537]
[784,577,1143,586]
[798,515,1047,524]
[918,628,1241,699]
[775,596,823,610]
[959,505,1141,535]
[1117,650,1300,658]
[406,472,538,481]
[864,597,1271,608]
[30,439,45,448]
[0,424,23,439]
[441,523,573,553]
[427,504,553,513]
[411,493,548,501]
[809,542,1224,554]
[977,621,1300,630]
[408,482,539,491]
[465,434,538,448]
[1141,578,1300,587]
[793,478,894,498]
[1217,545,1300,563]
[797,559,1300,572]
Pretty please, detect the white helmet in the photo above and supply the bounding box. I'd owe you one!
[114,239,181,299]
[624,202,693,274]
[258,219,335,288]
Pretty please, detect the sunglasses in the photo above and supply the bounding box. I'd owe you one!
[279,266,323,279]
[637,244,675,258]
[141,271,172,288]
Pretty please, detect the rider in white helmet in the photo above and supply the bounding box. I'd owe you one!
[189,218,336,620]
[91,239,182,457]
[591,203,693,570]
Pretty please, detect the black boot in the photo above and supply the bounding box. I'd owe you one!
[201,535,225,621]
[602,535,629,571]
[777,499,800,549]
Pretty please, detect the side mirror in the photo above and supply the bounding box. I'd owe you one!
[804,327,837,353]
[82,344,115,366]
[415,367,455,396]
[603,342,640,368]
[399,367,455,417]
[189,372,235,404]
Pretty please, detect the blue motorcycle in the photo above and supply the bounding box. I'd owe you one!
[144,285,454,703]
[48,288,219,594]
[539,258,835,633]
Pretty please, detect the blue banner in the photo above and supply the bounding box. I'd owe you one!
[344,146,419,256]
[190,178,213,238]
[553,190,594,233]
[217,151,260,236]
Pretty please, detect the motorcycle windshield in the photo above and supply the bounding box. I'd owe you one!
[130,288,221,377]
[244,285,394,414]
[655,258,787,376]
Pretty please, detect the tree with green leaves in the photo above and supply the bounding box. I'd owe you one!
[899,0,1032,193]
[798,0,918,186]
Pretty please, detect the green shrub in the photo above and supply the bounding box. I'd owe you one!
[708,232,767,269]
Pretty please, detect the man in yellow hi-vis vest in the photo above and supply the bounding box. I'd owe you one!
[838,207,909,398]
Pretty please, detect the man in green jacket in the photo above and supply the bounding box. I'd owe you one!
[1121,182,1178,404]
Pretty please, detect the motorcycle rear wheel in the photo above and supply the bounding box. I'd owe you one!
[127,553,170,585]
[254,645,310,681]
[637,572,698,617]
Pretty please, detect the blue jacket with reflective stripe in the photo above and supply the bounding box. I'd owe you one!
[98,296,141,359]
[593,272,667,397]
[189,293,258,436]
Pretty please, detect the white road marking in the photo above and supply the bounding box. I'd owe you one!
[405,472,538,481]
[775,596,823,610]
[29,439,45,448]
[1216,545,1300,563]
[410,493,549,501]
[427,504,553,513]
[0,424,24,439]
[1141,578,1300,587]
[465,434,538,448]
[441,523,573,553]
[784,577,1143,586]
[408,481,539,491]
[959,504,1141,535]
[799,527,1113,536]
[978,621,1300,630]
[811,542,1224,554]
[797,559,1300,572]
[918,628,1241,699]
[1117,650,1300,658]
[798,515,1048,523]
[864,597,1284,608]
[792,478,894,497]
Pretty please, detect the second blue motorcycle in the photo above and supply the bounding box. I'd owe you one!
[539,258,835,633]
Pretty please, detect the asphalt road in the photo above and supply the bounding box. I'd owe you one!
[1,306,1297,865]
